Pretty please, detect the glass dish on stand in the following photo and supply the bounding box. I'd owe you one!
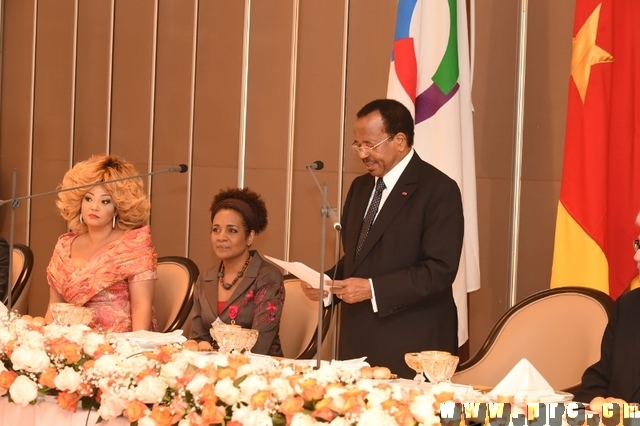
[405,352,426,383]
[210,323,259,354]
[50,303,94,326]
[420,350,459,385]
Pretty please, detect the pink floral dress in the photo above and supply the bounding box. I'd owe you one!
[46,226,158,332]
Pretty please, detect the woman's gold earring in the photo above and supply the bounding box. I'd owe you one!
[112,215,117,229]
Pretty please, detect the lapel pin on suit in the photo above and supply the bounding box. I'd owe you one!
[401,191,407,196]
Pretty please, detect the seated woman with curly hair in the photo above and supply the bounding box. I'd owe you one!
[189,187,285,356]
[45,154,157,332]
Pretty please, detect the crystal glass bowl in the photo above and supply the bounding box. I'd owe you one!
[420,350,459,384]
[50,303,94,326]
[404,352,425,382]
[210,323,259,353]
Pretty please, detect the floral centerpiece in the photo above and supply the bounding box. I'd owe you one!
[0,312,473,426]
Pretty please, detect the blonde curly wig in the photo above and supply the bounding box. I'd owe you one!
[56,155,150,232]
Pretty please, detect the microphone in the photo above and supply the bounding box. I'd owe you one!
[306,161,324,171]
[0,163,189,207]
[328,208,342,231]
[169,164,189,173]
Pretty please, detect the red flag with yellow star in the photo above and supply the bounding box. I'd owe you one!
[551,0,640,299]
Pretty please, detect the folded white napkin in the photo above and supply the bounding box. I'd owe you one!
[488,358,555,399]
[123,330,187,345]
[330,356,370,371]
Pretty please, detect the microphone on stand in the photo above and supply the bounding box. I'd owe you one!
[0,163,189,311]
[306,161,341,231]
[305,160,342,368]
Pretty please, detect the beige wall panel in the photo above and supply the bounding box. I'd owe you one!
[522,0,573,182]
[74,0,113,158]
[244,0,293,171]
[289,169,340,270]
[244,168,286,260]
[192,1,244,168]
[517,180,561,299]
[27,0,78,316]
[0,1,36,239]
[149,0,197,256]
[472,0,518,181]
[468,177,511,352]
[109,0,156,160]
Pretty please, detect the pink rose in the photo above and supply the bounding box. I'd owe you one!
[229,306,238,321]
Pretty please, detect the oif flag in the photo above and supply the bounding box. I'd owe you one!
[387,0,480,344]
[551,0,640,300]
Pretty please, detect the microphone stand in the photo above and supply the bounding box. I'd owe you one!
[306,165,341,369]
[0,164,188,312]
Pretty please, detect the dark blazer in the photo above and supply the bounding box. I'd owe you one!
[574,288,640,403]
[189,251,285,356]
[329,153,464,378]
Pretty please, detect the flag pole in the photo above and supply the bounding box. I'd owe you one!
[507,0,529,308]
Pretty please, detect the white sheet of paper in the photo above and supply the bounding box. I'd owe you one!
[264,255,333,306]
[0,301,7,315]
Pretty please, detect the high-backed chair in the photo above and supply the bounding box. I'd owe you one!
[3,243,34,313]
[280,274,333,359]
[154,256,199,333]
[453,286,614,392]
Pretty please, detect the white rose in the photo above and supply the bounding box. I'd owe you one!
[134,375,167,404]
[410,393,436,423]
[269,377,294,401]
[185,373,210,396]
[358,408,397,426]
[238,374,267,404]
[137,416,157,426]
[11,346,51,373]
[9,375,39,406]
[290,412,318,426]
[64,325,91,343]
[328,416,352,426]
[97,395,127,420]
[231,405,273,426]
[82,331,105,357]
[215,377,240,405]
[160,360,188,386]
[54,366,83,392]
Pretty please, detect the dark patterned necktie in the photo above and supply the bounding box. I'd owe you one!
[356,178,386,258]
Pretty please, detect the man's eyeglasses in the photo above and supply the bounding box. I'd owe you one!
[351,134,395,156]
[634,239,640,251]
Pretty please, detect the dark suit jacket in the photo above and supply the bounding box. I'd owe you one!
[189,251,285,356]
[574,288,640,403]
[329,153,464,378]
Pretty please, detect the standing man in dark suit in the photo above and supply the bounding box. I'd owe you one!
[302,99,464,378]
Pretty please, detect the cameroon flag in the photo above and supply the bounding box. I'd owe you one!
[551,0,640,299]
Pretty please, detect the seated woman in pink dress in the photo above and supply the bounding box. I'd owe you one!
[45,155,157,332]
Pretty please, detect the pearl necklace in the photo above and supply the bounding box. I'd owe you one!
[218,255,252,290]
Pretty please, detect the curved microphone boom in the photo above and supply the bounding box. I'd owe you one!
[0,164,189,207]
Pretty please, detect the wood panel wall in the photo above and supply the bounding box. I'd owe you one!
[0,0,574,355]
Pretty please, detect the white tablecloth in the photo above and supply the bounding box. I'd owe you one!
[0,397,128,426]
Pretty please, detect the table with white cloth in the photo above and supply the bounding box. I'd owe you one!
[0,397,128,426]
